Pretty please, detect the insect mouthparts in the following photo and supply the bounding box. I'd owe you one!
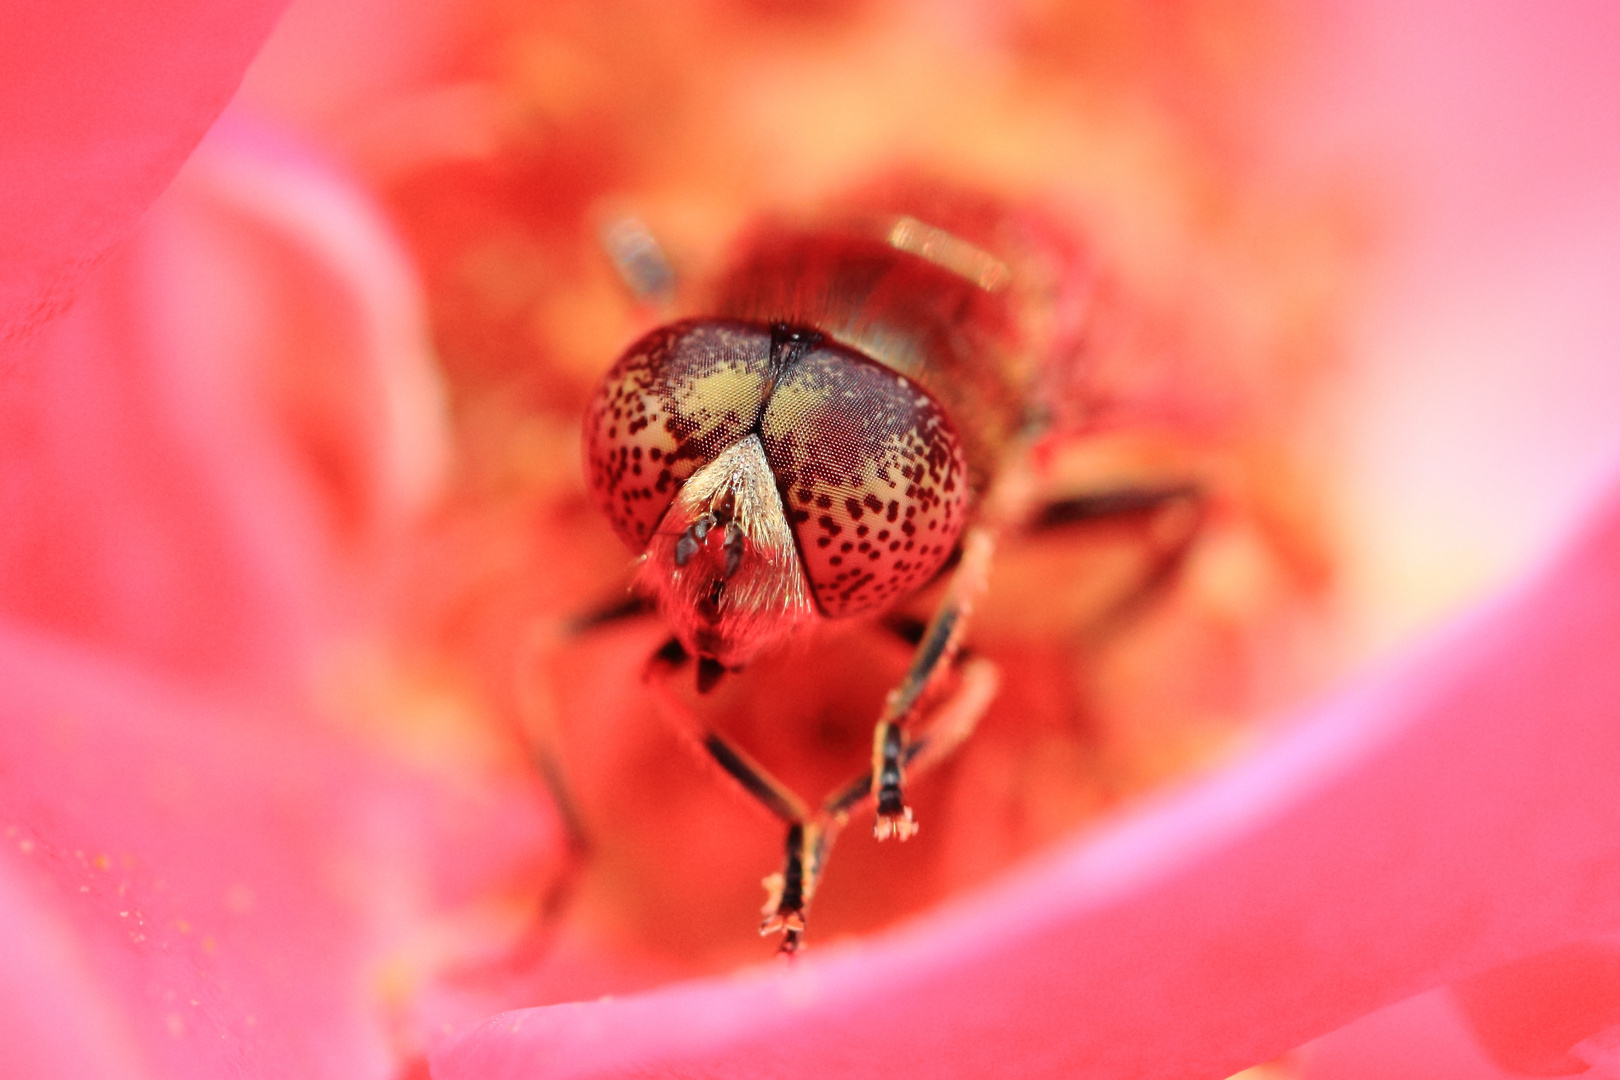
[632,433,818,668]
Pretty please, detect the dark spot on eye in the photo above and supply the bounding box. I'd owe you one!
[649,447,661,461]
[856,524,869,538]
[797,489,812,503]
[840,541,854,553]
[815,494,832,509]
[889,541,901,551]
[877,530,889,541]
[868,550,881,560]
[887,501,899,522]
[632,447,642,459]
[818,515,842,536]
[791,509,809,523]
[857,541,870,552]
[845,498,864,520]
[863,493,883,513]
[817,537,832,548]
[829,556,842,566]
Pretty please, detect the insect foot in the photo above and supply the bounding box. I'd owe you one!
[872,720,919,841]
[760,823,818,955]
[759,872,807,956]
[874,806,918,843]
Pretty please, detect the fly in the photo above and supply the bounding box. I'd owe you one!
[578,184,1204,954]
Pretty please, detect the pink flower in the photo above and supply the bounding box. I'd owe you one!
[6,2,1620,1079]
[0,6,544,1078]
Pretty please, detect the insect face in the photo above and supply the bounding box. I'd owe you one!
[585,319,969,666]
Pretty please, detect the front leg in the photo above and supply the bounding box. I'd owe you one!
[642,638,829,954]
[864,480,1208,841]
[869,526,998,841]
[758,820,831,955]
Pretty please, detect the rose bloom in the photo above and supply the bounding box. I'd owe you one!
[4,1,1620,1079]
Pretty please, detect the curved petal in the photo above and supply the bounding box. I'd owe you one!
[0,622,394,1079]
[1451,942,1620,1076]
[0,612,551,1080]
[434,470,1620,1079]
[0,0,290,343]
[0,119,447,686]
[1304,990,1522,1080]
[0,861,149,1080]
[1279,0,1620,636]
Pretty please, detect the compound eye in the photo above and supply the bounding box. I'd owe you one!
[585,320,773,551]
[760,342,968,617]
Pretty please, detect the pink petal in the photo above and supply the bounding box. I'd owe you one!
[0,0,290,343]
[0,622,397,1079]
[235,0,470,139]
[434,475,1620,1078]
[0,611,551,1080]
[0,106,536,1077]
[1304,990,1525,1080]
[0,860,148,1080]
[1451,943,1620,1075]
[1278,0,1620,629]
[0,119,446,685]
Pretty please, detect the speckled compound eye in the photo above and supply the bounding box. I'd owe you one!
[760,340,967,617]
[585,320,773,550]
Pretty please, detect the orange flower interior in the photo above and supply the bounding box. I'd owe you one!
[364,0,1355,1004]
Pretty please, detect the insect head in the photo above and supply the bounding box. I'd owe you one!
[585,319,968,668]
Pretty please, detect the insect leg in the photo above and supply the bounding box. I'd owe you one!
[1026,483,1202,532]
[867,525,997,841]
[825,655,1000,822]
[499,620,609,968]
[753,654,1000,953]
[503,591,658,962]
[522,589,655,859]
[642,638,807,818]
[1030,483,1208,630]
[643,639,835,954]
[758,819,832,955]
